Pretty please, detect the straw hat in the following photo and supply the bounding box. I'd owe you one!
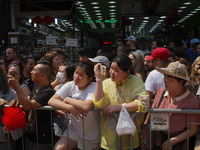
[156,61,196,86]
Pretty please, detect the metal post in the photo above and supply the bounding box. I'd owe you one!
[187,114,190,150]
[168,114,170,150]
[50,110,54,150]
[35,110,39,150]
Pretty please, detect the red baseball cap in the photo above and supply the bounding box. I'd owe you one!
[146,47,171,60]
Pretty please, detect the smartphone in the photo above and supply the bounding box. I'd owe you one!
[9,71,16,77]
[100,65,107,76]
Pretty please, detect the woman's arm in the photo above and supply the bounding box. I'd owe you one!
[64,97,94,113]
[101,101,138,114]
[51,79,60,88]
[94,63,104,100]
[48,93,85,119]
[0,98,8,106]
[161,123,198,150]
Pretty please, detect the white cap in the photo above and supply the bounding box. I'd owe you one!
[88,56,110,68]
[125,35,136,42]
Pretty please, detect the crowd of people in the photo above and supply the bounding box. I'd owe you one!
[0,36,200,150]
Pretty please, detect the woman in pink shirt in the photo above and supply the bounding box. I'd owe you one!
[152,61,199,150]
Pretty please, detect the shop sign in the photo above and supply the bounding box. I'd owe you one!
[66,38,78,47]
[10,37,18,44]
[150,113,169,131]
[46,36,57,45]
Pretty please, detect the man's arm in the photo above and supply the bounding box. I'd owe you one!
[8,76,41,111]
[14,85,41,111]
[148,91,153,107]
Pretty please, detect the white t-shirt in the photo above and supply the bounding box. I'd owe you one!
[145,68,166,93]
[196,86,200,96]
[56,81,100,140]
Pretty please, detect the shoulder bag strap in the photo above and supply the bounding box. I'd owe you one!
[157,89,166,108]
[116,85,125,104]
[135,89,166,133]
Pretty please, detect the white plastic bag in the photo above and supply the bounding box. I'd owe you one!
[116,103,136,136]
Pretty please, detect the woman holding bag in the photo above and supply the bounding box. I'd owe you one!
[93,55,149,150]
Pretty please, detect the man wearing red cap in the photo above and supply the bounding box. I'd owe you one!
[144,47,171,106]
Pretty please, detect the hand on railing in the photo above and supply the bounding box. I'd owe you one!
[55,110,66,117]
[0,98,8,106]
[102,105,121,114]
[69,106,87,120]
[8,99,20,107]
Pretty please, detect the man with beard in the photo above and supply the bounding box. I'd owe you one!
[144,52,154,78]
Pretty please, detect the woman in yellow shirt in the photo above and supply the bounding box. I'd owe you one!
[93,55,149,150]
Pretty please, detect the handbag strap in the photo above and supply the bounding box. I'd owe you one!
[134,89,166,133]
[157,89,166,108]
[116,85,125,104]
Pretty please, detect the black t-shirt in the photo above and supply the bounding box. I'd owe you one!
[21,74,35,92]
[25,84,55,143]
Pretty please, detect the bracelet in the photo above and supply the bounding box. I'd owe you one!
[95,78,102,81]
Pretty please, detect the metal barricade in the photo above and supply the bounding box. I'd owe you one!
[148,109,200,150]
[1,106,200,150]
[0,105,101,150]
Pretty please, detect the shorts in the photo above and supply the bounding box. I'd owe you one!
[62,125,100,150]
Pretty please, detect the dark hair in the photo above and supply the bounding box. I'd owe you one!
[42,52,57,64]
[166,40,174,45]
[61,61,73,67]
[103,51,114,62]
[21,55,35,70]
[6,46,17,53]
[65,65,76,81]
[0,67,9,94]
[140,37,148,43]
[152,40,162,47]
[173,47,191,62]
[117,45,130,56]
[144,52,152,57]
[78,47,93,58]
[22,55,34,65]
[7,64,23,84]
[51,48,66,60]
[36,60,52,81]
[112,55,134,74]
[75,61,94,78]
[174,77,187,86]
[7,64,22,74]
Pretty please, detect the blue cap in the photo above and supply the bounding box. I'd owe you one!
[190,38,200,44]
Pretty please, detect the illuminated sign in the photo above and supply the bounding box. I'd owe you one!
[80,19,117,24]
[103,41,111,45]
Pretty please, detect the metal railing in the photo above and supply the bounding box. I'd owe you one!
[148,109,200,150]
[1,105,200,150]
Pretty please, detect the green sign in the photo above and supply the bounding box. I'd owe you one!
[80,19,117,24]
